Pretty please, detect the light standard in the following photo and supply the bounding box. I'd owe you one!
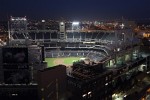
[72,22,80,31]
[72,22,80,41]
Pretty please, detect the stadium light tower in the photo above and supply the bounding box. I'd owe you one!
[41,19,46,30]
[72,22,79,25]
[41,20,45,23]
[72,21,80,31]
[10,16,28,39]
[60,22,64,25]
[59,22,66,40]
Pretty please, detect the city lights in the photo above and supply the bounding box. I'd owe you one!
[120,23,125,29]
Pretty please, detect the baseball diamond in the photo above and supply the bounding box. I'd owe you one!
[45,57,82,67]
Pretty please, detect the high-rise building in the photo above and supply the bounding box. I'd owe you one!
[37,65,67,100]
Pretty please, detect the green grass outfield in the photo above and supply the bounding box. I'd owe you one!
[45,57,82,67]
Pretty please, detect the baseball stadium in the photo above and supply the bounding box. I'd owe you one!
[1,17,150,100]
[9,19,141,69]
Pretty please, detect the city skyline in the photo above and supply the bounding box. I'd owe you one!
[0,0,150,20]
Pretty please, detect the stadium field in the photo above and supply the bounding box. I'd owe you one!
[45,57,82,67]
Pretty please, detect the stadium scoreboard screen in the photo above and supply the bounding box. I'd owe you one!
[2,47,30,84]
[2,47,28,64]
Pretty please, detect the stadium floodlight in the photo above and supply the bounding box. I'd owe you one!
[72,22,79,26]
[42,20,45,22]
[60,22,64,25]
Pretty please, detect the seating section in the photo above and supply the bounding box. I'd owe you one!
[11,31,139,48]
[45,49,106,63]
[11,31,120,45]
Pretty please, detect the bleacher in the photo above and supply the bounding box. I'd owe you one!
[11,30,119,44]
[11,30,139,53]
[65,32,116,42]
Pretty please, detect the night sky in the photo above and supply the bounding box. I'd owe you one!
[0,0,150,20]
